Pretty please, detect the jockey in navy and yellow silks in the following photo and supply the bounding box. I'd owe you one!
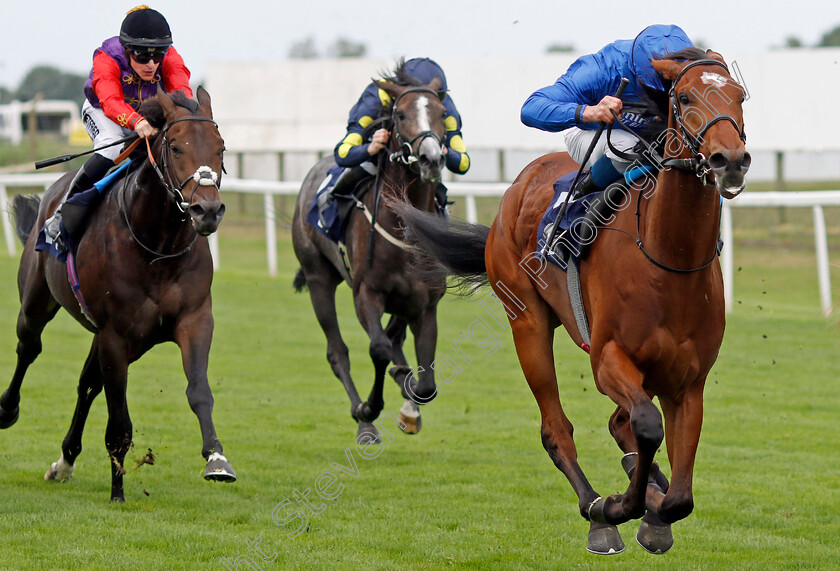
[334,58,470,176]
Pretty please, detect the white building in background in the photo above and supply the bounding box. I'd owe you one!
[205,49,840,183]
[0,99,80,145]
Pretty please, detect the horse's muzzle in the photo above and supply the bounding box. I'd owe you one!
[709,149,751,199]
[189,201,226,236]
[418,138,445,184]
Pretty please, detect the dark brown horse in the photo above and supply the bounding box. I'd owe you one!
[0,87,234,502]
[292,70,448,443]
[396,50,749,553]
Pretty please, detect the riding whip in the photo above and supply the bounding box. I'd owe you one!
[543,78,629,255]
[34,134,139,169]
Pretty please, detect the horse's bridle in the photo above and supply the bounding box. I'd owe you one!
[603,59,748,273]
[387,87,445,171]
[147,116,223,214]
[121,115,223,263]
[667,59,747,181]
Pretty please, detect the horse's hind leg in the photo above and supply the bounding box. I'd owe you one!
[0,259,60,429]
[45,339,104,481]
[384,316,421,434]
[609,407,674,554]
[303,269,378,443]
[509,313,624,555]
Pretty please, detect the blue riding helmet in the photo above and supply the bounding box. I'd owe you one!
[403,58,448,93]
[631,24,695,92]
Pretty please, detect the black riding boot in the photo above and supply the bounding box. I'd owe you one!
[56,153,114,242]
[331,165,373,197]
[571,170,600,199]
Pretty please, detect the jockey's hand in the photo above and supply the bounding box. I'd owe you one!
[367,128,391,155]
[135,118,159,139]
[582,95,623,124]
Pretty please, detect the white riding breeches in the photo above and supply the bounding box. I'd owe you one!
[81,100,136,161]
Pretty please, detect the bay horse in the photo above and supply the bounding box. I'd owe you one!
[0,87,235,502]
[291,69,448,443]
[395,50,749,553]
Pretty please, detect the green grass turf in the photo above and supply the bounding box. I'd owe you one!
[0,219,838,570]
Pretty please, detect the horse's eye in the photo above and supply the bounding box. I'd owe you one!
[171,145,183,156]
[679,94,690,105]
[395,110,406,121]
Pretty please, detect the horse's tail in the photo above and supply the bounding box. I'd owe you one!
[292,268,308,293]
[12,194,41,245]
[394,202,490,289]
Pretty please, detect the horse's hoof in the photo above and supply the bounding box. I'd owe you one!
[44,454,74,481]
[357,422,381,445]
[636,514,674,554]
[110,496,126,504]
[0,403,19,429]
[586,523,625,555]
[399,400,422,434]
[204,452,237,482]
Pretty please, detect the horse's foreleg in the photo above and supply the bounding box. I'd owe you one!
[609,407,674,554]
[98,335,132,502]
[45,339,104,481]
[384,317,421,433]
[590,342,663,526]
[657,380,705,525]
[407,306,438,404]
[354,285,389,427]
[1,262,60,429]
[175,307,235,483]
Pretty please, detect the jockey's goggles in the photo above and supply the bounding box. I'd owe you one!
[129,48,168,64]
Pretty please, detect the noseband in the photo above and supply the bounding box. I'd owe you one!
[147,116,222,213]
[388,87,445,170]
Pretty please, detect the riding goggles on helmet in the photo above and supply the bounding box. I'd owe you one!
[129,47,168,64]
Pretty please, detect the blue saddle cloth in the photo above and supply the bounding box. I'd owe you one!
[35,160,132,261]
[536,171,602,269]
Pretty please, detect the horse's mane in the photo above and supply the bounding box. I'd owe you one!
[139,91,200,129]
[633,47,713,151]
[128,92,199,162]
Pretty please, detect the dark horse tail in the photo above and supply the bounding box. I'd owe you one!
[393,202,490,289]
[293,268,307,293]
[12,194,41,245]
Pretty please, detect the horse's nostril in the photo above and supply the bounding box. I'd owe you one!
[741,152,752,170]
[708,153,728,171]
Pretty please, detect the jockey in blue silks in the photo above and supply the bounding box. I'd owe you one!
[521,24,695,196]
[328,57,470,212]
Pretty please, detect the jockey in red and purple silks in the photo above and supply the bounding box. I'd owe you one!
[45,5,194,244]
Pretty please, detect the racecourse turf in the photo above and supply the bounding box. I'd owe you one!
[0,216,838,570]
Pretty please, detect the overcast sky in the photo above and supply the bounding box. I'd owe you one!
[1,0,838,88]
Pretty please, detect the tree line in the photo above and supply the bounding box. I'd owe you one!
[2,26,839,105]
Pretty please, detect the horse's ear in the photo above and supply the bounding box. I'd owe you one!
[651,58,683,81]
[375,80,406,102]
[196,86,213,118]
[428,77,442,96]
[705,49,726,63]
[157,85,175,116]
